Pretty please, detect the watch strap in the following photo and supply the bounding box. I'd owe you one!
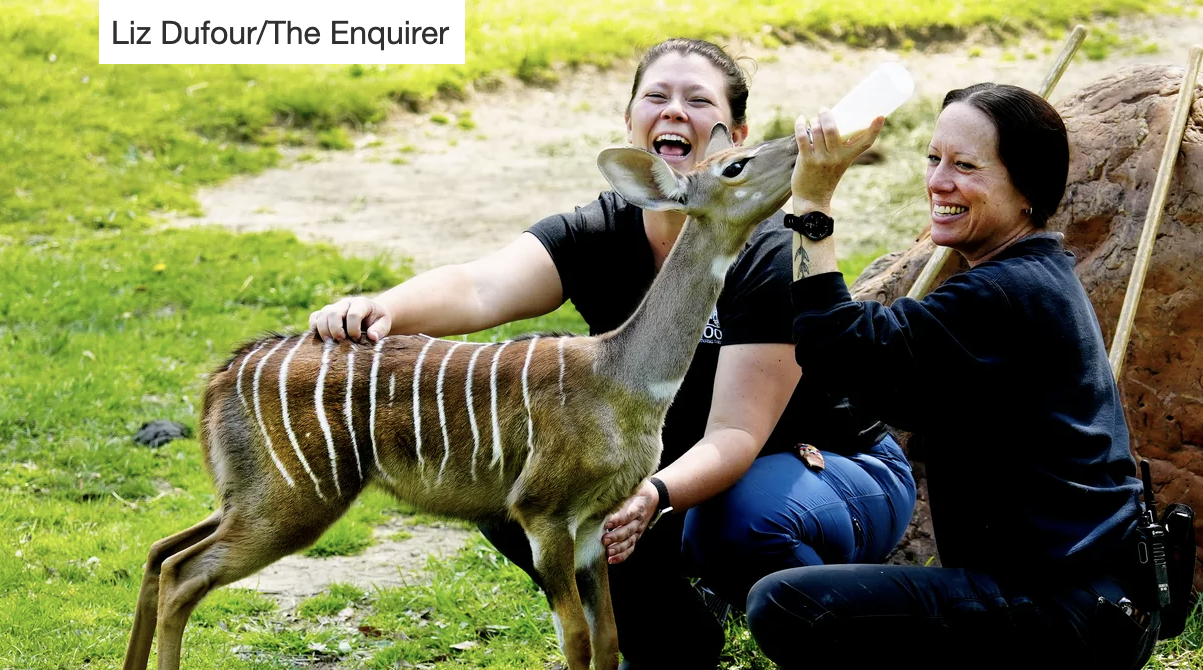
[647,477,673,529]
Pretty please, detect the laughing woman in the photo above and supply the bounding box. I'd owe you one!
[748,84,1155,670]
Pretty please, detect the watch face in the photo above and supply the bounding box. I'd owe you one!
[802,212,833,241]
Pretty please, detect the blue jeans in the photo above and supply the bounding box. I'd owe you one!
[683,434,917,609]
[746,564,1159,670]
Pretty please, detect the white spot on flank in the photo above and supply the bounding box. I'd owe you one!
[574,521,606,569]
[466,345,488,481]
[712,254,736,279]
[369,338,395,483]
[252,337,295,488]
[557,337,567,406]
[236,342,269,410]
[280,334,323,499]
[489,340,514,473]
[525,533,543,574]
[412,337,438,476]
[552,613,566,650]
[344,350,363,482]
[521,337,540,473]
[315,337,341,496]
[436,342,466,484]
[389,373,396,403]
[647,377,684,402]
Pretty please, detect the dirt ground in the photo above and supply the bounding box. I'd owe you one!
[228,520,473,611]
[178,12,1203,601]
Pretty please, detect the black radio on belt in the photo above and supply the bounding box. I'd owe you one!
[1135,460,1172,611]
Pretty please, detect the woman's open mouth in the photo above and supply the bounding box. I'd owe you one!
[653,133,692,161]
[932,203,968,224]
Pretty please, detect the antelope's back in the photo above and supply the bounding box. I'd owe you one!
[199,332,628,521]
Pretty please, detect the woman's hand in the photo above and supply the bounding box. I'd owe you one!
[792,109,885,207]
[309,296,393,342]
[602,480,659,564]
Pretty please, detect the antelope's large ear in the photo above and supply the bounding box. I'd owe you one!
[596,147,687,212]
[703,122,734,159]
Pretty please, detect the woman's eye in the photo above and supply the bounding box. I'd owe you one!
[926,155,939,165]
[956,161,975,170]
[722,160,747,178]
[691,98,712,105]
[647,92,666,100]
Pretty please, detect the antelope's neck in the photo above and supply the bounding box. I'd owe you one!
[597,215,730,400]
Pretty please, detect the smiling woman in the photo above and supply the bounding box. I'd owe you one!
[926,83,1070,263]
[751,83,1157,670]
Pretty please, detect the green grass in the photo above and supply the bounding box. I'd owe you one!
[2,0,1198,667]
[297,584,366,619]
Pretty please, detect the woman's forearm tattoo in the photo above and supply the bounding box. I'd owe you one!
[794,243,811,280]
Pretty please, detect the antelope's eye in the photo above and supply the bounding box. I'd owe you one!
[722,160,748,178]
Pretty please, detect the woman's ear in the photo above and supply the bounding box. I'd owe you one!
[625,115,633,145]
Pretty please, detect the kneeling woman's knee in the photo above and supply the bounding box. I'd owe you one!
[746,572,836,668]
[684,493,799,605]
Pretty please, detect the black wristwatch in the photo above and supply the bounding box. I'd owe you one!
[784,211,834,241]
[647,477,673,530]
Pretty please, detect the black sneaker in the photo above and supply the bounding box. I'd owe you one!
[695,584,732,628]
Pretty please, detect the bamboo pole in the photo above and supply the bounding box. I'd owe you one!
[905,25,1089,300]
[1108,45,1203,379]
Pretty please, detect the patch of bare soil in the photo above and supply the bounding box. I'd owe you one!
[177,13,1203,272]
[230,519,472,610]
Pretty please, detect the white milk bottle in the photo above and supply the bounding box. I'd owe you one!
[827,62,915,137]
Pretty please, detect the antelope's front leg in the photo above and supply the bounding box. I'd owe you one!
[576,518,619,670]
[524,519,593,670]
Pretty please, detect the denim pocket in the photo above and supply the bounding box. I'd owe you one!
[1089,597,1158,670]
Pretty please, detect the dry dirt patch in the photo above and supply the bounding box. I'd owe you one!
[230,519,473,610]
[178,13,1203,271]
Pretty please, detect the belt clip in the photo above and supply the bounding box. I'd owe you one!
[796,444,826,472]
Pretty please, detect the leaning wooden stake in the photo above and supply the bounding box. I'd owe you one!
[905,25,1088,300]
[1108,45,1203,379]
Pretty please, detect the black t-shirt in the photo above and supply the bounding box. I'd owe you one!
[528,191,885,467]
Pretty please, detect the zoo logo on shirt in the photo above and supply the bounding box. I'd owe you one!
[700,308,723,344]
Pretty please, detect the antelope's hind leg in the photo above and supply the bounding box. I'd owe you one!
[524,518,593,670]
[122,511,223,670]
[576,516,619,670]
[151,503,350,670]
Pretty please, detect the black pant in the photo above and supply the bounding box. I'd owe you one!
[480,513,725,669]
[746,564,1159,670]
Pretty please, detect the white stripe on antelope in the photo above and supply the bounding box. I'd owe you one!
[344,350,364,482]
[279,333,324,499]
[465,343,489,481]
[369,338,396,482]
[436,341,467,483]
[489,340,514,474]
[252,337,296,488]
[412,337,439,478]
[315,337,341,496]
[521,337,541,473]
